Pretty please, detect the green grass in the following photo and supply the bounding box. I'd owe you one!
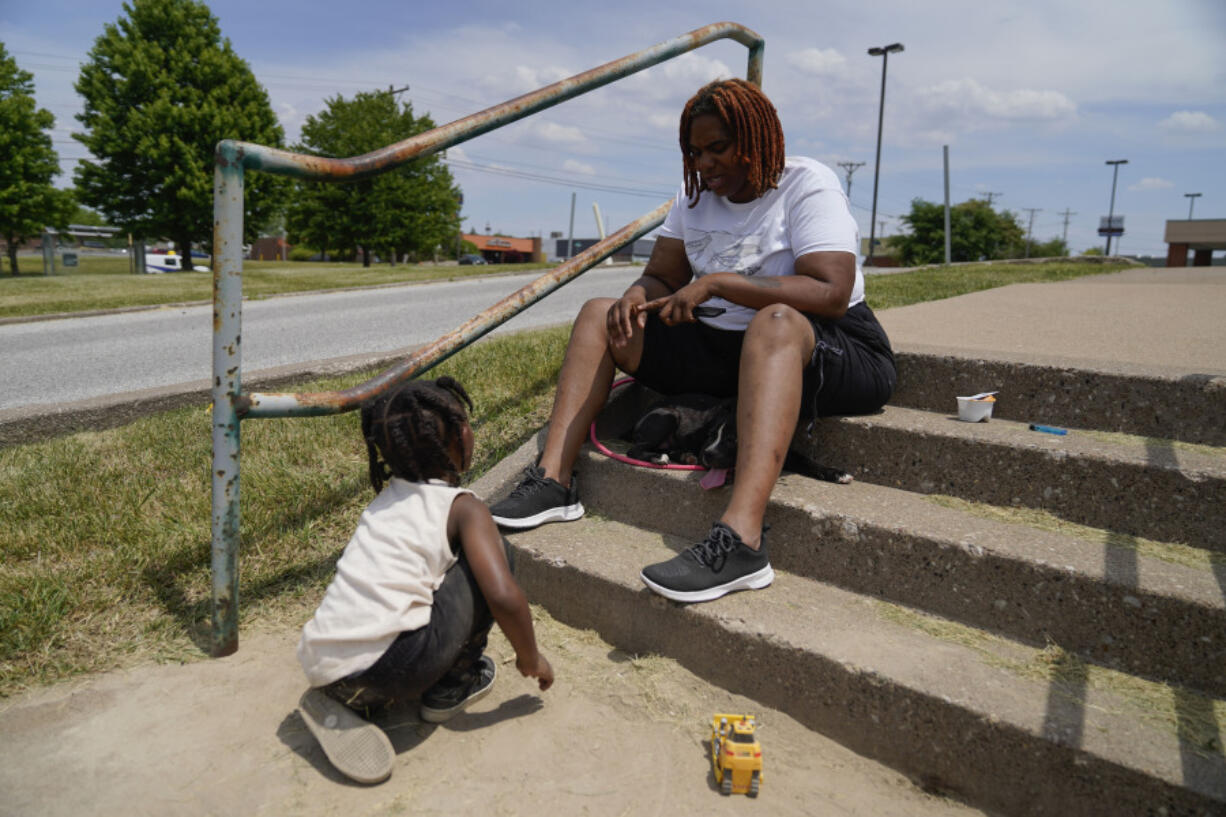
[0,257,1139,696]
[0,256,550,319]
[0,325,570,696]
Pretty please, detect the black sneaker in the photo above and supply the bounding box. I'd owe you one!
[640,522,774,603]
[420,655,497,723]
[489,464,584,529]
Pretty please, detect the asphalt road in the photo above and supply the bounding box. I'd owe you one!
[1,265,641,412]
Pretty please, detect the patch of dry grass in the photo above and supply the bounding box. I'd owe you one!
[925,495,1224,572]
[873,601,1225,758]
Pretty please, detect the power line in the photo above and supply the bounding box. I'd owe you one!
[443,157,671,199]
[982,191,1003,207]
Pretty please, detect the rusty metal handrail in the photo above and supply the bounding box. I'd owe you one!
[210,22,765,656]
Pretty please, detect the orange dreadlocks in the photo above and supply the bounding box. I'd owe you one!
[680,78,785,207]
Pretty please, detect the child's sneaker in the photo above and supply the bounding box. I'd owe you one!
[298,688,394,784]
[420,655,497,723]
[489,465,584,529]
[640,522,774,603]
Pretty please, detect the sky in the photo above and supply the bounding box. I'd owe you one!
[3,0,1225,258]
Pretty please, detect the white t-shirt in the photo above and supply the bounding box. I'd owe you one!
[297,478,472,687]
[658,156,864,331]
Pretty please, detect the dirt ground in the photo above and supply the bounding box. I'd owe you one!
[0,609,987,817]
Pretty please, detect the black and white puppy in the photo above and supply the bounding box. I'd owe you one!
[625,393,734,466]
[625,393,853,484]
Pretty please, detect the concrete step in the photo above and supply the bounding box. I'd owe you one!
[798,404,1226,553]
[474,347,1226,816]
[888,350,1226,448]
[502,512,1226,817]
[592,379,1226,552]
[570,446,1226,699]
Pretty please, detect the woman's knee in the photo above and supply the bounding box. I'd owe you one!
[577,297,615,323]
[744,304,814,351]
[570,297,615,341]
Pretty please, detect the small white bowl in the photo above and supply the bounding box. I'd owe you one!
[957,395,996,423]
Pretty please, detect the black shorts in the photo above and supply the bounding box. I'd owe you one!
[630,302,896,420]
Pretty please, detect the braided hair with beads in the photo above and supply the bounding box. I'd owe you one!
[680,78,785,208]
[360,376,474,492]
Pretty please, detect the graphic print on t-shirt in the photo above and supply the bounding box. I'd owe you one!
[685,229,763,278]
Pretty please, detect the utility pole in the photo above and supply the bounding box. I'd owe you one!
[866,42,904,266]
[982,192,1002,207]
[837,160,866,199]
[1057,208,1076,248]
[1185,192,1202,219]
[385,84,410,96]
[566,192,576,259]
[1022,208,1041,259]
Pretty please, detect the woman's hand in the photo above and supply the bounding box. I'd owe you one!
[517,651,555,691]
[638,277,715,325]
[607,290,648,349]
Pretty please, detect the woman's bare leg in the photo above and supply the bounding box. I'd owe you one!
[537,298,644,486]
[719,306,815,549]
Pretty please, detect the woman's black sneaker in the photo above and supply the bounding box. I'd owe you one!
[640,522,774,603]
[489,465,584,529]
[420,655,497,723]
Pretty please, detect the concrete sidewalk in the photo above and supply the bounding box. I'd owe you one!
[875,266,1226,377]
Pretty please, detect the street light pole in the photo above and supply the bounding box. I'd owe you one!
[866,42,904,266]
[1103,158,1128,256]
[1185,192,1202,220]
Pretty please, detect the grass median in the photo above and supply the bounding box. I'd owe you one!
[0,256,550,319]
[0,258,1137,696]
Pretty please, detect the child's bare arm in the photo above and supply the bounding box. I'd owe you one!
[448,493,554,690]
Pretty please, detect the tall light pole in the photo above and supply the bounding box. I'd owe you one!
[1185,192,1202,219]
[866,42,904,266]
[1103,159,1128,255]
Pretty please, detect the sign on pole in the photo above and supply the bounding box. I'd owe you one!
[1098,215,1125,237]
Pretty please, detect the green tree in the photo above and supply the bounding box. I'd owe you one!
[895,199,1026,265]
[1028,236,1068,258]
[0,43,75,275]
[73,0,285,266]
[288,90,460,267]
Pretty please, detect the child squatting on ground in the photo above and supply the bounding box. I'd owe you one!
[295,376,554,784]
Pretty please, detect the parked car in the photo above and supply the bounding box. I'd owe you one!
[458,254,488,265]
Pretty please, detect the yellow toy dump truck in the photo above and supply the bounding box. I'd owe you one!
[710,713,762,796]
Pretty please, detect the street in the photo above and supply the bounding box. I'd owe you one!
[0,265,640,412]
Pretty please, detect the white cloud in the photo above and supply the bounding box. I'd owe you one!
[916,78,1076,123]
[1128,177,1174,191]
[1158,110,1219,133]
[562,159,595,175]
[785,48,848,77]
[533,121,591,148]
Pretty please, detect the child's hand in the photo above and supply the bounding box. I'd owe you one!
[517,652,554,691]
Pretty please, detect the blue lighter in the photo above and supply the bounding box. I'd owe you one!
[1029,424,1068,436]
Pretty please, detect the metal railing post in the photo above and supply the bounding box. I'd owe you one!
[210,144,245,656]
[209,21,765,655]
